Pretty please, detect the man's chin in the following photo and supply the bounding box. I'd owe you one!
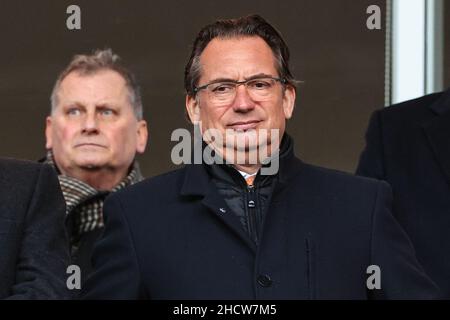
[225,142,259,152]
[226,135,272,151]
[75,159,109,171]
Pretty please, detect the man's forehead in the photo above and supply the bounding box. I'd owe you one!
[199,36,278,80]
[57,70,129,101]
[60,69,126,89]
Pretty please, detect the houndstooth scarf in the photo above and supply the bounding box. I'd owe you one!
[44,150,143,242]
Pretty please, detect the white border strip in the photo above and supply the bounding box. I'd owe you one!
[391,0,426,104]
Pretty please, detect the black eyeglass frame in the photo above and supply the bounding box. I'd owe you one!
[193,76,287,95]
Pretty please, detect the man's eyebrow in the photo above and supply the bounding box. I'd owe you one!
[96,103,118,109]
[63,102,85,109]
[245,73,276,80]
[205,73,277,84]
[202,77,236,85]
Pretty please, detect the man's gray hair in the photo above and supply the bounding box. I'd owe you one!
[50,48,143,120]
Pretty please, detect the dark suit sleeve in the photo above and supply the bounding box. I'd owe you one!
[81,193,145,299]
[356,110,386,179]
[7,164,70,299]
[369,181,440,299]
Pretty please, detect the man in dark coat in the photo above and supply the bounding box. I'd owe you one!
[0,158,70,299]
[357,88,450,298]
[83,15,439,299]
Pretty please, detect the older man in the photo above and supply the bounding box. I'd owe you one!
[44,49,148,282]
[84,15,438,299]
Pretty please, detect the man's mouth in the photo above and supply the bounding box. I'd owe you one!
[227,120,261,131]
[74,143,107,149]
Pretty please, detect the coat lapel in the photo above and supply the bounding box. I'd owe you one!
[201,191,257,252]
[180,164,257,253]
[423,89,450,186]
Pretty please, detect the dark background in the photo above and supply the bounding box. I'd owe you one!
[1,0,444,178]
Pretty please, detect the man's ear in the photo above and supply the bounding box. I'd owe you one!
[186,95,200,124]
[45,116,53,149]
[282,86,296,120]
[136,120,148,154]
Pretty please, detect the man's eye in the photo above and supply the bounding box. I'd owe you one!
[100,109,114,116]
[249,80,271,89]
[67,108,81,116]
[211,84,234,94]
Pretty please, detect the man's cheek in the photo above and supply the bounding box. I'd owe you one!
[61,128,78,142]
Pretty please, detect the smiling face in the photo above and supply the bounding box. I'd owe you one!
[186,36,295,164]
[45,69,147,179]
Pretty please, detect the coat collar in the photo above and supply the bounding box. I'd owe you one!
[180,133,303,197]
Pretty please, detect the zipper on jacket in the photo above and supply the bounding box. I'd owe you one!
[246,185,258,245]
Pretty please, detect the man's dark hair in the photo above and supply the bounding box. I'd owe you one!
[184,14,297,97]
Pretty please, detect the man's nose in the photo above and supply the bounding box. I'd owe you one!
[232,85,256,112]
[81,112,99,134]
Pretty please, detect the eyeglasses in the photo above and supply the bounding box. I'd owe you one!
[194,76,286,105]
